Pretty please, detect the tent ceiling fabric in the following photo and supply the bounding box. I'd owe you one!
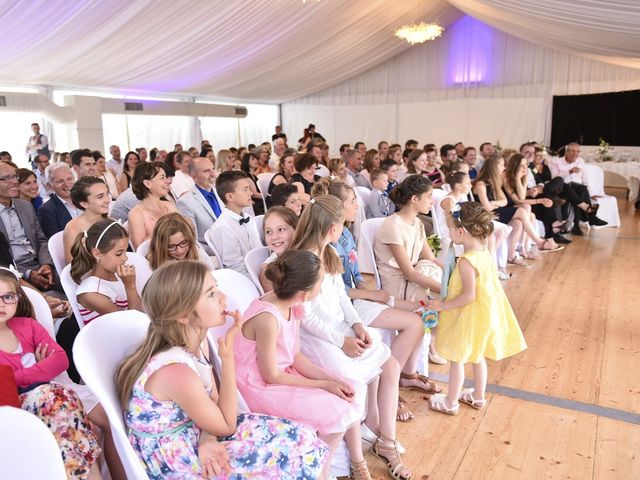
[1,1,639,102]
[0,0,461,102]
[448,0,640,69]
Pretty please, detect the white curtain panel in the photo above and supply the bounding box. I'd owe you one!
[448,0,640,69]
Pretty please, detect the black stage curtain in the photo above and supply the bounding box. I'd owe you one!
[550,89,640,150]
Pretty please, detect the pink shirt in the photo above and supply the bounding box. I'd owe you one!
[0,317,68,388]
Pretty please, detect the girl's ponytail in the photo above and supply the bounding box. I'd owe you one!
[70,231,97,284]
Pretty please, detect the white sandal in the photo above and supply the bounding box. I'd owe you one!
[428,393,459,415]
[429,350,448,365]
[458,388,487,410]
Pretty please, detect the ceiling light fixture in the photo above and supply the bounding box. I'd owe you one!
[395,22,444,45]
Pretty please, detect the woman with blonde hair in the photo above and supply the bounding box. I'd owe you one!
[146,212,215,270]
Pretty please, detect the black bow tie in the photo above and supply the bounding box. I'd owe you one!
[239,216,250,225]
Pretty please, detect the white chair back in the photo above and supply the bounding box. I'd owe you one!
[0,407,67,480]
[23,287,55,337]
[358,218,385,289]
[257,173,275,212]
[355,186,372,206]
[126,252,153,293]
[72,310,151,480]
[136,239,151,258]
[59,264,84,329]
[47,231,66,276]
[430,188,448,238]
[254,214,265,245]
[244,246,269,295]
[204,229,224,269]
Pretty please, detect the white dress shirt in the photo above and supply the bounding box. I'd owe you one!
[207,208,262,276]
[26,134,48,160]
[106,158,124,176]
[35,170,50,202]
[171,170,196,199]
[550,156,586,184]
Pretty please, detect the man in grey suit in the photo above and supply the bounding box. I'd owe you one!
[0,161,55,291]
[177,157,223,254]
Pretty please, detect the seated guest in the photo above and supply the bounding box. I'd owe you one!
[439,144,458,174]
[258,206,298,292]
[365,169,395,219]
[108,186,138,223]
[240,152,265,215]
[387,145,403,164]
[549,142,607,234]
[168,151,195,199]
[270,183,302,216]
[33,153,50,202]
[16,168,43,210]
[71,219,142,325]
[92,150,119,200]
[329,157,355,187]
[360,149,381,186]
[63,177,111,264]
[344,148,372,189]
[292,152,320,195]
[308,142,330,178]
[176,157,222,254]
[115,261,327,480]
[146,212,215,271]
[0,161,56,293]
[128,162,178,250]
[207,171,261,276]
[37,163,79,239]
[71,148,97,179]
[463,147,479,179]
[254,145,271,175]
[380,159,399,194]
[423,147,445,186]
[216,149,235,172]
[406,149,429,179]
[268,148,297,194]
[116,151,139,194]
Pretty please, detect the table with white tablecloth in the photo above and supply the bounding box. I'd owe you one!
[586,161,640,202]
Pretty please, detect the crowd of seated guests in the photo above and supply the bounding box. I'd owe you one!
[0,129,612,479]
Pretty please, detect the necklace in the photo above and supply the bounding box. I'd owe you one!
[181,345,212,367]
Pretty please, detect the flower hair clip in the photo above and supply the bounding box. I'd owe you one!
[308,198,316,205]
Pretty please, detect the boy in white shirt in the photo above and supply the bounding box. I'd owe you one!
[365,169,395,219]
[207,171,262,276]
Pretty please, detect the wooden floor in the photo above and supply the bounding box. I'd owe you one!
[365,196,640,480]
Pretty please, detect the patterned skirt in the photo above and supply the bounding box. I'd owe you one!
[20,383,100,480]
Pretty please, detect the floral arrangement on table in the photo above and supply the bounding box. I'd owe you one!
[427,233,441,256]
[597,137,614,162]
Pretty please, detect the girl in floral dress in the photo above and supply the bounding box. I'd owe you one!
[116,260,327,479]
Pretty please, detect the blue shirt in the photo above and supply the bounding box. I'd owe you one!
[334,228,364,291]
[196,185,222,217]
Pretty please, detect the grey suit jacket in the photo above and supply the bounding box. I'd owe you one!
[0,199,53,273]
[177,188,222,254]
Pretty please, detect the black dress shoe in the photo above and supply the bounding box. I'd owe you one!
[553,234,572,244]
[571,225,584,236]
[589,216,608,226]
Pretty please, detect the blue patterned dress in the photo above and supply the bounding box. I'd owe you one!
[125,347,327,479]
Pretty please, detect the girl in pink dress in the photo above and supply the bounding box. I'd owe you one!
[234,249,371,480]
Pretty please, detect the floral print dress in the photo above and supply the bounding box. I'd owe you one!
[125,346,327,479]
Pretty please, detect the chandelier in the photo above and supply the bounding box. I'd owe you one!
[395,22,444,45]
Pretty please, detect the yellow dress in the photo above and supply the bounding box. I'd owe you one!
[436,249,527,363]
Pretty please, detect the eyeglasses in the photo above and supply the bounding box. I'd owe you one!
[167,239,190,252]
[0,174,19,182]
[0,293,21,304]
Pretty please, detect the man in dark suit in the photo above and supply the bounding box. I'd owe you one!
[37,163,80,238]
[0,161,56,292]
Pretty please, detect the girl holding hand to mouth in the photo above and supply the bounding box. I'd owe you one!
[63,177,112,264]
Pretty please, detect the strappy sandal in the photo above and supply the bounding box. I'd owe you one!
[399,371,442,395]
[372,435,413,480]
[459,388,487,410]
[428,393,459,415]
[396,398,414,422]
[350,459,372,480]
[538,239,564,253]
[507,256,531,268]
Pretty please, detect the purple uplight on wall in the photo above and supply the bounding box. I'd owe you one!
[447,15,494,86]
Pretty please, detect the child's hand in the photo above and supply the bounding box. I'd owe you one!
[352,323,371,348]
[117,264,136,287]
[217,310,241,361]
[34,342,52,362]
[426,299,444,312]
[341,337,366,358]
[198,437,230,478]
[323,380,355,401]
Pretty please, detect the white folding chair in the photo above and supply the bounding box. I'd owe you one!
[23,286,56,337]
[257,173,275,212]
[212,269,259,315]
[59,264,84,329]
[135,239,151,258]
[244,246,269,295]
[430,188,448,237]
[583,164,621,228]
[47,231,66,276]
[254,214,265,245]
[73,311,151,480]
[204,229,224,269]
[355,186,372,206]
[0,406,67,480]
[357,217,385,288]
[126,252,153,293]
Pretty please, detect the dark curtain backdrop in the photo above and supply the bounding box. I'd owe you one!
[550,89,640,150]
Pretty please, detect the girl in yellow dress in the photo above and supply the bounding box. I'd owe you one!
[427,202,527,414]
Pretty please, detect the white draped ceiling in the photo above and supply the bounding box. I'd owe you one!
[1,1,638,103]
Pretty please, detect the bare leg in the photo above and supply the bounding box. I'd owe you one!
[317,431,343,480]
[344,422,365,463]
[445,361,465,408]
[472,358,488,401]
[376,357,400,441]
[507,219,523,260]
[364,377,380,433]
[369,308,423,370]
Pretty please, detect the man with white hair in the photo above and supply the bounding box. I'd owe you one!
[269,137,286,172]
[106,144,122,176]
[37,163,81,238]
